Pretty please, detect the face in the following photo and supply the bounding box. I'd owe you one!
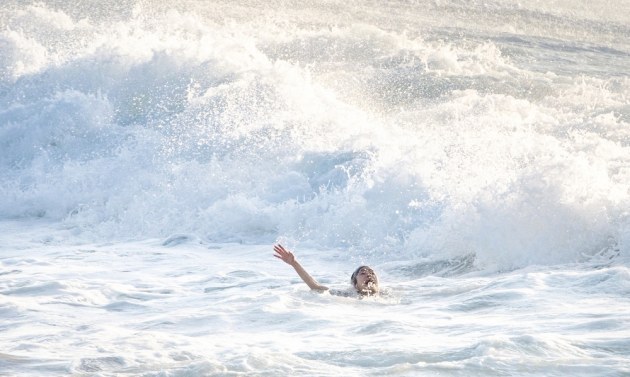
[353,266,378,295]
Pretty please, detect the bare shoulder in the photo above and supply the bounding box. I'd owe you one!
[328,289,358,298]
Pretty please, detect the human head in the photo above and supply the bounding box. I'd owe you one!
[351,266,379,295]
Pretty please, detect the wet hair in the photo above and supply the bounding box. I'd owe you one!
[350,266,377,287]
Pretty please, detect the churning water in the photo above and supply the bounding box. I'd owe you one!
[1,1,629,375]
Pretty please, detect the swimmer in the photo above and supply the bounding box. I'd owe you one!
[273,244,379,296]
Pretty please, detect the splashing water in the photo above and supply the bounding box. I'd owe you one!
[1,1,629,375]
[2,0,628,270]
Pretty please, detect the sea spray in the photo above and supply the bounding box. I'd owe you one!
[1,2,630,376]
[1,1,629,271]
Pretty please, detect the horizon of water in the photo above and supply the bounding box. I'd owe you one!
[1,1,629,376]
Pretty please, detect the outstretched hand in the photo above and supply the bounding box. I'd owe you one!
[273,244,296,266]
[273,244,328,292]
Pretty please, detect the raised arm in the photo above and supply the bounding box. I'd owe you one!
[273,244,328,292]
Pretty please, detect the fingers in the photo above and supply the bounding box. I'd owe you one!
[273,244,290,257]
[273,244,294,264]
[273,244,285,258]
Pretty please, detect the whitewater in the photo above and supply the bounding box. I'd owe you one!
[1,0,629,375]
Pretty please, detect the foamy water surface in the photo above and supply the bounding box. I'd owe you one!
[1,0,629,375]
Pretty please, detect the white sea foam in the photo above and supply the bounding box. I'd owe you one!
[1,1,629,375]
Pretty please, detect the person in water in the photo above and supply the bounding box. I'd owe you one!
[273,244,379,296]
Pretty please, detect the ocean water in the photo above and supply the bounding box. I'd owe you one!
[1,0,629,376]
